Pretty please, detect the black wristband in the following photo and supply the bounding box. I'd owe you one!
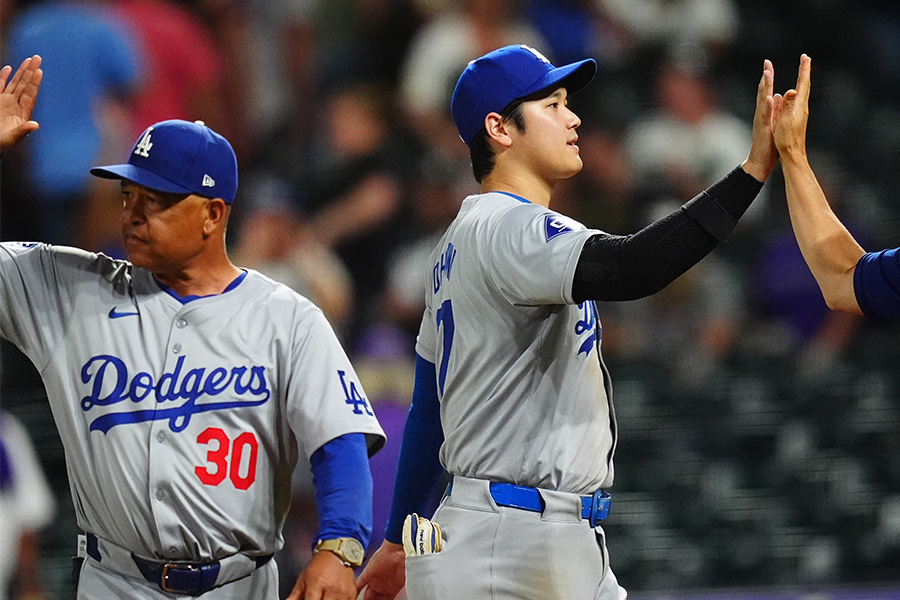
[681,166,764,242]
[681,191,737,242]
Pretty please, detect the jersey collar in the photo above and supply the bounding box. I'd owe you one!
[154,269,248,304]
[493,191,531,204]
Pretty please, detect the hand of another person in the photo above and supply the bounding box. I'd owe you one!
[356,540,406,600]
[773,54,812,162]
[0,55,42,153]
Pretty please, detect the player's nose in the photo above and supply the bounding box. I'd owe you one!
[569,109,581,129]
[122,198,145,225]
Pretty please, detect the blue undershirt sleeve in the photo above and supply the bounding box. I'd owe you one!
[310,432,373,548]
[383,353,446,544]
[853,247,900,319]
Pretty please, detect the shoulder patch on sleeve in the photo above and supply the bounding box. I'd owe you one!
[544,214,577,241]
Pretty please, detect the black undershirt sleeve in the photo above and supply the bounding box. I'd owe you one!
[572,166,764,303]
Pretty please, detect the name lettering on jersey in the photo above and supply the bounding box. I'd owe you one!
[432,242,457,293]
[80,354,271,433]
[544,214,575,241]
[575,301,601,357]
[338,370,373,416]
[133,128,154,158]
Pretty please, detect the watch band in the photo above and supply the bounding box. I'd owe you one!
[314,537,365,568]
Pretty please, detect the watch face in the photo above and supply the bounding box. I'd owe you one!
[342,538,365,564]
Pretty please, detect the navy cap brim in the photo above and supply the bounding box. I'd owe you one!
[90,164,195,196]
[524,58,597,100]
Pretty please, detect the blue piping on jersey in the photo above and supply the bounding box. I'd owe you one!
[494,191,531,204]
[155,269,248,304]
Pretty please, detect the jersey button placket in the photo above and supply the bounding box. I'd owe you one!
[149,314,189,555]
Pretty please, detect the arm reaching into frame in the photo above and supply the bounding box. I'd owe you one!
[773,54,866,315]
[0,55,43,153]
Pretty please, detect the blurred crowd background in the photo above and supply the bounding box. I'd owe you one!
[1,0,899,598]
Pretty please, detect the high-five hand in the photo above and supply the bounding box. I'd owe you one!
[0,54,43,153]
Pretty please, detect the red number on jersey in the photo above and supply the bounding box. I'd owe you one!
[196,428,259,490]
[195,427,229,486]
[229,432,259,490]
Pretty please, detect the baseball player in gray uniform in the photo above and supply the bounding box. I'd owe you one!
[0,56,385,600]
[357,45,780,599]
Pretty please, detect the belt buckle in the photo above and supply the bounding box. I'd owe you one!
[588,490,612,527]
[160,562,199,593]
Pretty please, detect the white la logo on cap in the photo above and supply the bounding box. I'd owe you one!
[133,128,154,158]
[521,45,549,64]
[202,174,215,187]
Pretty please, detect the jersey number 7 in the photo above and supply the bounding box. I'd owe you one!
[435,299,455,396]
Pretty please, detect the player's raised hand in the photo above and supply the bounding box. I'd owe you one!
[356,540,406,600]
[286,550,358,600]
[0,54,42,153]
[774,54,812,161]
[741,58,778,182]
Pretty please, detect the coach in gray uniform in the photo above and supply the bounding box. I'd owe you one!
[0,56,385,600]
[358,45,781,599]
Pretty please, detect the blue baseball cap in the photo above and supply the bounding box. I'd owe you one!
[450,45,597,146]
[91,119,238,204]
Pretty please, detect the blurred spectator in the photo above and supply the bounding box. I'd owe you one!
[624,57,752,205]
[112,0,227,139]
[0,411,55,600]
[2,0,140,246]
[232,177,355,338]
[383,152,467,337]
[189,0,256,156]
[301,82,412,344]
[398,0,546,152]
[597,0,739,60]
[242,0,316,150]
[309,0,422,89]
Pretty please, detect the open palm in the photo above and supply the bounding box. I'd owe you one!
[0,54,42,153]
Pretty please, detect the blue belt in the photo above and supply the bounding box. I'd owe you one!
[488,482,611,527]
[85,533,272,596]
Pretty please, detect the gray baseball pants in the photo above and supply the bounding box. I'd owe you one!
[404,476,628,600]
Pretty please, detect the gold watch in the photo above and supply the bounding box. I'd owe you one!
[314,537,365,568]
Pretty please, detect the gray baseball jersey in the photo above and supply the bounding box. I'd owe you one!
[0,242,385,564]
[415,191,617,495]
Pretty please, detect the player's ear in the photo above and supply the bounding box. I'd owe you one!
[203,198,229,236]
[485,112,513,148]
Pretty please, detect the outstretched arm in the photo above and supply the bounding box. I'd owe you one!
[573,60,778,302]
[0,55,43,153]
[774,55,865,315]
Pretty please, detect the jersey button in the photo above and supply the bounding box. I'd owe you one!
[176,319,187,329]
[168,547,178,558]
[156,489,166,500]
[172,343,182,354]
[156,431,166,443]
